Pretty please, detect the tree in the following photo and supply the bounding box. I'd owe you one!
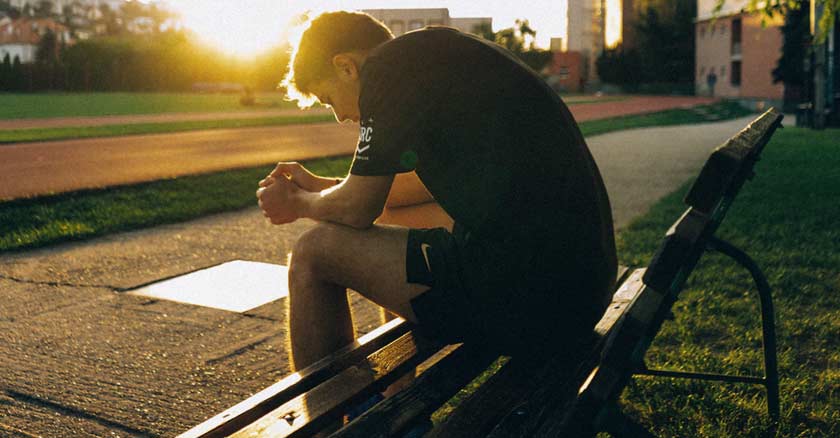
[715,0,837,41]
[34,0,54,18]
[11,55,24,91]
[473,20,553,73]
[0,53,11,91]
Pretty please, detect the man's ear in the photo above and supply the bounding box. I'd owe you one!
[331,53,360,83]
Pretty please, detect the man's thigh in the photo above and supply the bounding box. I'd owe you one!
[292,223,429,323]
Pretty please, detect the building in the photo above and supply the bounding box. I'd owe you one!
[564,0,639,89]
[361,8,491,37]
[0,17,71,63]
[695,0,784,106]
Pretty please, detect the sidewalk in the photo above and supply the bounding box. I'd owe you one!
[0,115,757,437]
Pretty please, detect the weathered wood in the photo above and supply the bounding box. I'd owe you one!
[426,266,633,438]
[684,108,783,214]
[230,329,439,438]
[330,342,498,438]
[178,318,410,438]
[481,269,649,438]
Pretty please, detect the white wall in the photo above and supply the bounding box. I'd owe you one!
[697,0,750,21]
[0,43,36,63]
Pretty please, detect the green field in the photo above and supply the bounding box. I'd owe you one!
[0,114,335,143]
[0,105,758,252]
[613,127,839,436]
[0,100,749,144]
[0,92,296,119]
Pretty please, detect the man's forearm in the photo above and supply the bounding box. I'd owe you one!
[296,177,392,229]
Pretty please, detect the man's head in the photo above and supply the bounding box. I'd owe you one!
[283,11,393,122]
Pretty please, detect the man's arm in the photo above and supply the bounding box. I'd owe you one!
[257,170,393,230]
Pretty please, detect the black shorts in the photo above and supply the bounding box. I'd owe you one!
[406,227,605,356]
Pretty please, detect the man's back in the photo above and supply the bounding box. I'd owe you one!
[353,27,616,300]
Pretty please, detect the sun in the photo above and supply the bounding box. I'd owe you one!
[168,0,297,57]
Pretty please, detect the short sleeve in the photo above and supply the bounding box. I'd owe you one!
[349,56,433,176]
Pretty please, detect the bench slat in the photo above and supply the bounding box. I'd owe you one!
[330,343,498,438]
[231,329,439,437]
[483,269,648,438]
[178,318,410,438]
[426,266,633,438]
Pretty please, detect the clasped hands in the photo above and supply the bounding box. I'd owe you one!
[257,162,318,225]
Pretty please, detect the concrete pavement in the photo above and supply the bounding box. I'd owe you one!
[0,115,759,437]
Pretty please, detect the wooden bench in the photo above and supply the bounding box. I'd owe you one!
[179,108,784,438]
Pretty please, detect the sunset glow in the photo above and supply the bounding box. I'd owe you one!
[604,0,623,49]
[165,0,568,57]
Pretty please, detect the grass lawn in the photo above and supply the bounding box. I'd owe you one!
[0,92,296,119]
[611,127,839,436]
[0,103,759,252]
[0,99,747,144]
[0,156,351,253]
[0,114,335,144]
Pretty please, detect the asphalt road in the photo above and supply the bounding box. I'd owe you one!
[0,122,359,201]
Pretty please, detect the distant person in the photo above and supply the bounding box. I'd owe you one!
[257,11,617,372]
[707,70,718,97]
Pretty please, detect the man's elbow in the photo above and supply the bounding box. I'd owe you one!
[345,207,382,230]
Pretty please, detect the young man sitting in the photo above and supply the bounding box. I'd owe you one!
[257,11,617,374]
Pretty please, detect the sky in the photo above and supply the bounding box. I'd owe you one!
[164,0,569,57]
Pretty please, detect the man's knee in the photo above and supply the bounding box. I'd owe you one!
[290,223,346,275]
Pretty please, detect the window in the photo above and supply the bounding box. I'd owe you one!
[409,20,424,31]
[720,22,727,35]
[428,19,444,26]
[699,25,706,38]
[700,66,706,76]
[731,61,742,86]
[721,65,726,77]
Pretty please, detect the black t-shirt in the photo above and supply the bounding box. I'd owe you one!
[351,27,616,300]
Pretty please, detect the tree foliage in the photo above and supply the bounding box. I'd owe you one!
[715,0,837,41]
[597,0,696,92]
[472,19,553,73]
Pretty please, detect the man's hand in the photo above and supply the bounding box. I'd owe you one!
[256,175,305,225]
[260,162,336,193]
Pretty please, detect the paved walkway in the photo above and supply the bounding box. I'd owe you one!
[0,116,757,437]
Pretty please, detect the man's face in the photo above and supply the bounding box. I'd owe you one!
[310,76,361,124]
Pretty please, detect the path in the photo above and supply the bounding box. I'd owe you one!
[0,96,717,201]
[0,115,759,437]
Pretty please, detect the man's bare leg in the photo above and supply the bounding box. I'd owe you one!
[287,222,429,371]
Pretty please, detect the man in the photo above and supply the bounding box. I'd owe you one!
[257,11,617,372]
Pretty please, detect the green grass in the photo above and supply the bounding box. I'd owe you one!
[0,114,335,144]
[1,100,747,144]
[0,156,351,253]
[0,103,756,252]
[0,92,296,119]
[610,127,840,436]
[579,100,753,137]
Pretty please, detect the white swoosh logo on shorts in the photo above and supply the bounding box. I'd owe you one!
[420,243,433,273]
[356,145,370,154]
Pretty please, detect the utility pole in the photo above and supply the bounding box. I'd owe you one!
[811,1,828,129]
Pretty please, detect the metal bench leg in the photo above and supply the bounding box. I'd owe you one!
[707,236,780,421]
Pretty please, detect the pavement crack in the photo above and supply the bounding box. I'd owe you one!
[4,389,159,437]
[0,273,117,291]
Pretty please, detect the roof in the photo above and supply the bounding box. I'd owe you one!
[0,18,70,46]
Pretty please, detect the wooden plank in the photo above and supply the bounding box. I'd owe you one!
[482,269,648,438]
[231,330,439,438]
[178,318,410,438]
[684,108,783,214]
[423,265,634,438]
[330,343,499,438]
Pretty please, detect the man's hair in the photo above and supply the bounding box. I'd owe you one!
[282,11,393,108]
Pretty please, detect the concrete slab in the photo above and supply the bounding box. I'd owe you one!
[128,260,289,313]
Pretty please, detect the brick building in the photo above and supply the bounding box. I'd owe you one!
[695,0,784,106]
